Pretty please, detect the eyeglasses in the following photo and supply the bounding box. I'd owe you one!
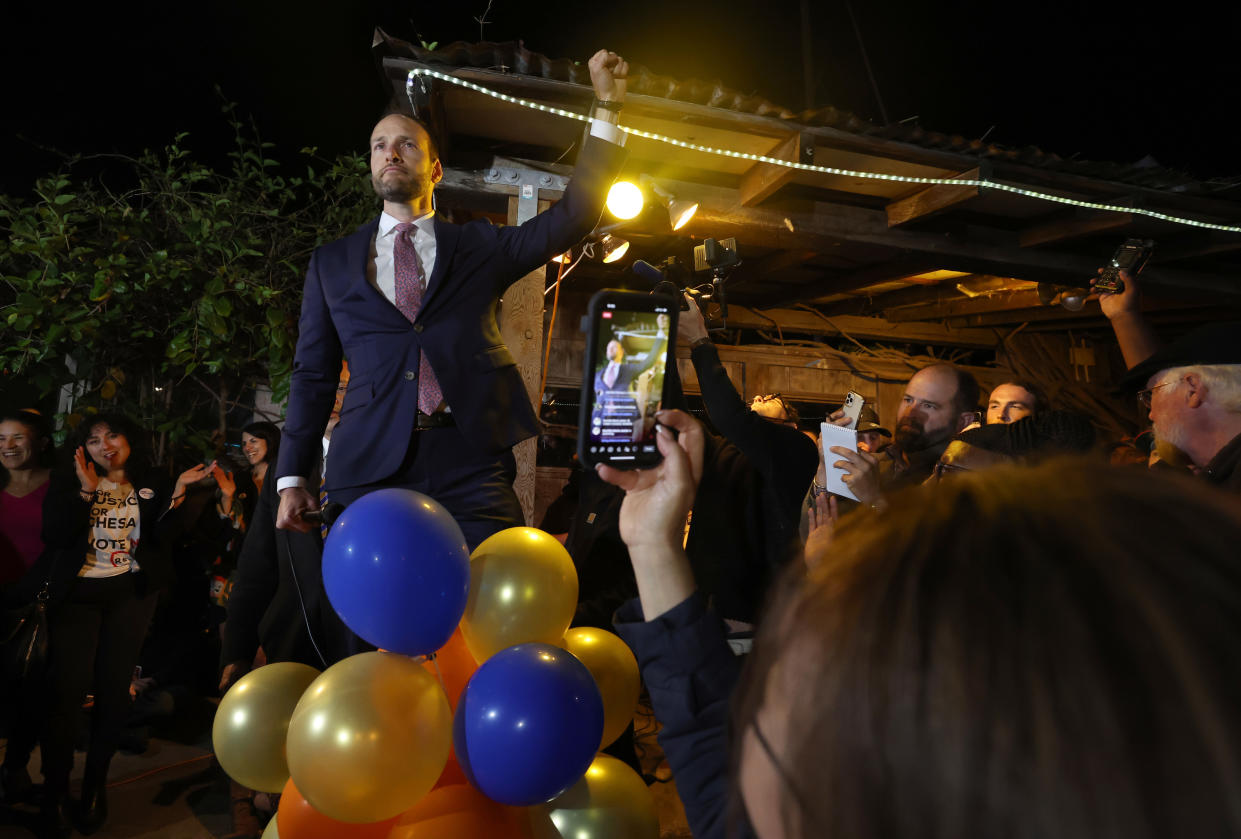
[1136,378,1183,409]
[933,459,972,479]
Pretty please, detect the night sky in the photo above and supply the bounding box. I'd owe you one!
[5,1,1241,196]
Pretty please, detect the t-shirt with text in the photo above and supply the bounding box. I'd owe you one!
[79,478,142,577]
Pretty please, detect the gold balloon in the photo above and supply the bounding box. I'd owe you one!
[462,527,579,663]
[561,628,640,750]
[285,651,452,823]
[213,662,320,793]
[529,755,659,839]
[262,815,279,839]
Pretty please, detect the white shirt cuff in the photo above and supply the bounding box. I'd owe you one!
[277,476,307,492]
[590,118,625,147]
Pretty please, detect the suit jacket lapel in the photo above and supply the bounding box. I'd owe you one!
[422,218,460,314]
[347,218,384,302]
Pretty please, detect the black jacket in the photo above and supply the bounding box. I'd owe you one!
[685,342,820,623]
[221,468,358,669]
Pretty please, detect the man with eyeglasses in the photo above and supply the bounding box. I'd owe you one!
[1099,271,1241,491]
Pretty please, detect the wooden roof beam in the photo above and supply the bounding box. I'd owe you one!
[720,306,1000,348]
[818,279,985,317]
[941,299,1214,329]
[752,248,820,275]
[1018,209,1136,247]
[1155,231,1241,262]
[738,132,809,207]
[886,168,981,227]
[440,166,1241,299]
[886,290,1046,322]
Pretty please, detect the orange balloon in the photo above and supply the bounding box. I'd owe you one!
[388,784,533,839]
[433,757,469,790]
[276,778,399,839]
[420,626,477,711]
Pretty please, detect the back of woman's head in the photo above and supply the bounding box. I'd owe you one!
[739,460,1241,839]
[242,421,281,464]
[72,413,152,477]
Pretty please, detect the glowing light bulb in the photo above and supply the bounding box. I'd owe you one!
[606,181,644,220]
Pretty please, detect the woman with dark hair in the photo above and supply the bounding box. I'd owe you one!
[38,413,202,837]
[605,409,1241,839]
[240,421,280,495]
[0,409,55,805]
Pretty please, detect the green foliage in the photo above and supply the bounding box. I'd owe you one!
[0,110,374,461]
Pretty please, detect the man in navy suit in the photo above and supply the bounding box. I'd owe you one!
[275,49,630,549]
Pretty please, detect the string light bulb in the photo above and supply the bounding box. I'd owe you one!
[406,68,1241,235]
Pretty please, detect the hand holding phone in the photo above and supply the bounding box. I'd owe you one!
[840,391,864,430]
[1095,238,1154,294]
[579,290,678,470]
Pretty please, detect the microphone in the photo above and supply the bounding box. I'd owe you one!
[300,502,346,529]
[631,259,664,286]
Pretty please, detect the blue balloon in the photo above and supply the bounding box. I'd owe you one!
[322,488,469,657]
[454,643,604,806]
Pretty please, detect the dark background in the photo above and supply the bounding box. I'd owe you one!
[4,1,1241,195]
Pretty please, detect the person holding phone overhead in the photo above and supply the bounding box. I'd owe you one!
[674,295,818,626]
[274,49,630,549]
[37,414,202,837]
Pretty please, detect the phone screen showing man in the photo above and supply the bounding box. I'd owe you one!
[585,301,673,466]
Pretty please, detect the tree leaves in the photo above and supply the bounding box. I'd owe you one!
[0,107,375,462]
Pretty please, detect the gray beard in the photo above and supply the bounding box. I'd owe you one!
[1153,419,1190,456]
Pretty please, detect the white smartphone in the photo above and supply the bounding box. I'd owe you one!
[840,391,864,430]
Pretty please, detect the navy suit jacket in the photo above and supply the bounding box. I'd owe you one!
[277,135,627,492]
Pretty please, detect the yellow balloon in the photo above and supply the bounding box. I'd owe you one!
[528,755,659,839]
[561,628,640,750]
[285,652,451,822]
[262,815,279,839]
[212,662,320,793]
[462,527,579,662]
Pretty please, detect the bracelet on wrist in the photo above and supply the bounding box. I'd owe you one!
[590,97,623,113]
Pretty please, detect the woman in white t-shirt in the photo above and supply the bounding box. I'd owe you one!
[38,414,203,837]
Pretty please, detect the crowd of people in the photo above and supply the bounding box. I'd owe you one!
[4,40,1241,839]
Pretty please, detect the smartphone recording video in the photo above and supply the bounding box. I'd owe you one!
[578,290,678,469]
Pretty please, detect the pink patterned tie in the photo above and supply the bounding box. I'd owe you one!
[393,222,443,414]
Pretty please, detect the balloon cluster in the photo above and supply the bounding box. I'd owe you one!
[213,489,654,839]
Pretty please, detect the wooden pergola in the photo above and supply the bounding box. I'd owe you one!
[372,33,1241,520]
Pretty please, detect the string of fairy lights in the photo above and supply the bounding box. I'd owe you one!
[406,67,1241,234]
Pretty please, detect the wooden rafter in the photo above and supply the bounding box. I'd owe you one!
[738,132,805,207]
[886,168,982,227]
[1018,209,1136,247]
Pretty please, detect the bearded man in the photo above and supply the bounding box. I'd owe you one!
[274,49,631,548]
[828,364,980,505]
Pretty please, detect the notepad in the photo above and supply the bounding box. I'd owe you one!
[819,422,860,502]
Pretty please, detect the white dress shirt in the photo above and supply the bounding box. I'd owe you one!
[370,210,437,303]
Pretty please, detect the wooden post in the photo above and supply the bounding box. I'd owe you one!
[500,195,551,525]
